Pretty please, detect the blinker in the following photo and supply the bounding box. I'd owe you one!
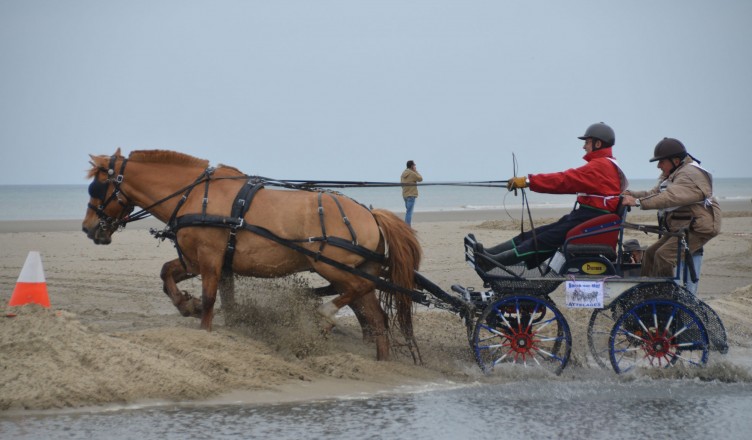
[88,179,108,200]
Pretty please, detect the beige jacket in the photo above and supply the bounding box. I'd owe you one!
[631,157,721,237]
[401,168,423,198]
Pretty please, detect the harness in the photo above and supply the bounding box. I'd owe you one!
[154,172,386,275]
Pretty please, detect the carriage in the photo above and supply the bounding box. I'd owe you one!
[414,207,728,375]
[83,149,727,375]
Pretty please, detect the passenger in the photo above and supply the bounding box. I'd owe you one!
[622,238,646,264]
[622,138,721,280]
[480,122,627,268]
[621,238,646,277]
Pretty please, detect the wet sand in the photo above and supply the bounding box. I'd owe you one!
[1,200,752,411]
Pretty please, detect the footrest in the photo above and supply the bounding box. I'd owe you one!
[464,234,479,268]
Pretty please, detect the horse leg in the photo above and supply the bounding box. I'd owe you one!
[199,270,220,331]
[218,272,238,325]
[313,284,381,343]
[349,291,388,343]
[160,258,202,317]
[316,279,391,360]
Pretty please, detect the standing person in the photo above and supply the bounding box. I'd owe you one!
[400,160,422,226]
[480,122,628,268]
[622,138,721,284]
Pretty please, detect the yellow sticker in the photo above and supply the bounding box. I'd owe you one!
[582,262,607,275]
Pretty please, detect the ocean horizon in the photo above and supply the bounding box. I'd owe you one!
[1,178,750,221]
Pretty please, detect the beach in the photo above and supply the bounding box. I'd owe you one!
[2,200,752,412]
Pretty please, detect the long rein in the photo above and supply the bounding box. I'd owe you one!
[116,172,509,229]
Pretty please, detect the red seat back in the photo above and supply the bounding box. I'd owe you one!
[565,214,621,248]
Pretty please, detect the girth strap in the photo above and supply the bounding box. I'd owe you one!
[223,178,264,274]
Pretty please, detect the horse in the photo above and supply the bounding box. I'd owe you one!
[81,148,422,361]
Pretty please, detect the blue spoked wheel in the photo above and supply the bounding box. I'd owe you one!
[472,295,572,375]
[609,299,709,374]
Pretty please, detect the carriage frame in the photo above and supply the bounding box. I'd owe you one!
[409,208,728,375]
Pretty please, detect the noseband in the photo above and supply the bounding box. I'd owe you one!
[88,155,134,231]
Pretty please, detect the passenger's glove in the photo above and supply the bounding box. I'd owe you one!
[506,176,528,191]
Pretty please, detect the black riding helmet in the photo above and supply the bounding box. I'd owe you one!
[650,138,687,162]
[578,122,615,147]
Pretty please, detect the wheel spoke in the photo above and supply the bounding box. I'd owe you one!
[609,299,709,374]
[473,295,571,375]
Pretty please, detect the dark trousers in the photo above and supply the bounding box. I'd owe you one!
[512,207,607,257]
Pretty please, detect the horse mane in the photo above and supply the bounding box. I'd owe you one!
[128,150,210,168]
[87,149,246,179]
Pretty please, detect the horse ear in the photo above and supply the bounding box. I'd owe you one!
[114,147,122,157]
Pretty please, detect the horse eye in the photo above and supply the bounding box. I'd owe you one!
[88,179,108,199]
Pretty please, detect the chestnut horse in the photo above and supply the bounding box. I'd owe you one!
[82,149,422,361]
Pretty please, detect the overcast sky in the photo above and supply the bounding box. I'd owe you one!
[1,0,750,185]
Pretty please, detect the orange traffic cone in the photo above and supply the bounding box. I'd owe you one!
[8,251,50,308]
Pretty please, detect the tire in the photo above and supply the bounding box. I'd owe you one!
[587,306,617,369]
[609,299,709,374]
[472,295,572,375]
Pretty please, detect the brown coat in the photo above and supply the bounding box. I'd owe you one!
[400,168,423,198]
[631,157,721,237]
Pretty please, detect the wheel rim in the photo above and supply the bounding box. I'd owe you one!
[587,306,617,369]
[609,299,709,374]
[473,295,571,375]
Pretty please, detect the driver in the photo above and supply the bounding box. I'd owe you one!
[479,122,627,268]
[622,138,721,279]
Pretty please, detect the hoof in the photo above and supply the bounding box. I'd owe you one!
[177,294,203,318]
[320,321,335,336]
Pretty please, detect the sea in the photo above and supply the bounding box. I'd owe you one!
[2,178,752,439]
[0,178,750,221]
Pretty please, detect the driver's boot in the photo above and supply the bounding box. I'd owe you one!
[489,249,521,266]
[484,239,515,255]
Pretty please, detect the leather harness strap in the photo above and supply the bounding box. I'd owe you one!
[222,177,264,274]
[169,178,385,274]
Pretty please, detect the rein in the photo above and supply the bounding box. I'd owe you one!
[88,156,510,277]
[268,179,507,189]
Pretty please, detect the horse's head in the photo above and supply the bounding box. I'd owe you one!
[82,148,135,244]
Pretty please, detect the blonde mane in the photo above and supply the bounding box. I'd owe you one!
[87,149,244,179]
[88,149,209,178]
[129,150,210,168]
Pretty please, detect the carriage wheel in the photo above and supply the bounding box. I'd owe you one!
[472,295,571,375]
[587,307,617,369]
[609,299,709,374]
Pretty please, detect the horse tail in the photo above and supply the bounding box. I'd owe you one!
[371,209,422,362]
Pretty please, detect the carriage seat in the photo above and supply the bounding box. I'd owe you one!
[562,213,622,261]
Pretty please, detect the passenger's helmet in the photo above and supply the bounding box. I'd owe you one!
[578,122,615,146]
[650,138,687,162]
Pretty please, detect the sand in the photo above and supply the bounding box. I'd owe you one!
[2,200,752,412]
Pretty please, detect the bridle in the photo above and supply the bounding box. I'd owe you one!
[87,154,223,235]
[87,155,134,232]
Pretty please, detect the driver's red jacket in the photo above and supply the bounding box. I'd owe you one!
[527,147,626,213]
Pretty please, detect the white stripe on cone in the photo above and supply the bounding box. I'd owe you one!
[17,251,46,283]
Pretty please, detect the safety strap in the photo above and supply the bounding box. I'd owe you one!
[576,158,628,208]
